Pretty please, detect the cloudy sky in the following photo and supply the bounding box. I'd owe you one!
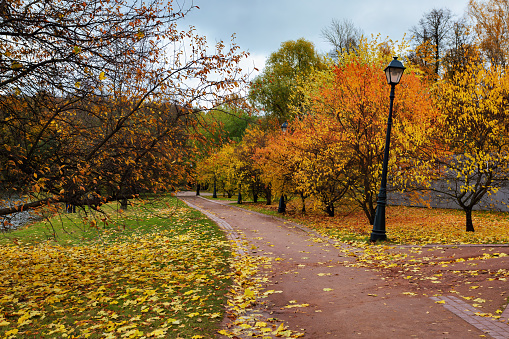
[179,0,470,77]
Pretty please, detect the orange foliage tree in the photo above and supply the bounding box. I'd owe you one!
[469,0,509,67]
[290,41,436,223]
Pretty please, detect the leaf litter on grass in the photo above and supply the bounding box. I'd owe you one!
[0,198,232,338]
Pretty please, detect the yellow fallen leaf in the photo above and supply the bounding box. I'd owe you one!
[323,288,333,292]
[273,323,285,334]
[244,288,255,298]
[147,328,167,337]
[4,328,17,336]
[284,303,310,308]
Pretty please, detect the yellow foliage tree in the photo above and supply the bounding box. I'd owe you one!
[428,60,509,232]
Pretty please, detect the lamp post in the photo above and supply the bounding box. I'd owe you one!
[278,121,288,213]
[281,121,288,133]
[370,57,406,242]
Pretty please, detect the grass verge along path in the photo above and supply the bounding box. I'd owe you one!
[0,196,231,339]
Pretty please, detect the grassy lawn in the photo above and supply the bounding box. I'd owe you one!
[207,194,509,245]
[0,195,231,338]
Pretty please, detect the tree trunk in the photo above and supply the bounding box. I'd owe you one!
[196,183,200,196]
[265,186,272,205]
[325,203,334,217]
[364,204,375,225]
[237,184,242,204]
[277,195,285,213]
[120,198,128,210]
[465,207,475,232]
[300,192,306,214]
[252,185,258,203]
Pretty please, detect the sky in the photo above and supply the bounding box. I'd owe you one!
[179,0,471,77]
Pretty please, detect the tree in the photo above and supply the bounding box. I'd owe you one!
[321,19,363,58]
[468,0,509,67]
[0,0,249,219]
[409,8,454,78]
[296,38,436,223]
[249,39,325,122]
[420,60,509,232]
[286,117,353,217]
[197,105,259,145]
[254,126,301,210]
[442,18,478,79]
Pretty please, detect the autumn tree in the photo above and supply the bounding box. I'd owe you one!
[283,118,353,217]
[249,38,325,122]
[0,0,249,220]
[254,125,302,210]
[197,105,259,146]
[409,8,454,78]
[442,18,478,79]
[296,38,436,223]
[469,0,509,67]
[419,60,509,232]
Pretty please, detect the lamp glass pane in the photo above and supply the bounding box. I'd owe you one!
[385,69,391,84]
[391,68,404,84]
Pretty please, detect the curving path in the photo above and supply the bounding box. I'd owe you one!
[178,193,500,338]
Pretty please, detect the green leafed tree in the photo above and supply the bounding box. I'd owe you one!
[248,38,326,122]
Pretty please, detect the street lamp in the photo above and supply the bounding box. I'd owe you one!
[370,57,405,242]
[281,121,288,133]
[278,121,288,213]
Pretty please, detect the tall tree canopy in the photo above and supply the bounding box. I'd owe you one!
[418,59,509,232]
[248,38,325,123]
[409,8,454,78]
[0,0,248,220]
[321,18,363,58]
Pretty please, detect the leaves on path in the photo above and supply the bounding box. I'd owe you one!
[219,241,305,338]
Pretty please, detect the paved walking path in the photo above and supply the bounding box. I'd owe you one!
[178,193,508,338]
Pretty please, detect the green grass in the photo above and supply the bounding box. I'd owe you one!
[0,195,232,338]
